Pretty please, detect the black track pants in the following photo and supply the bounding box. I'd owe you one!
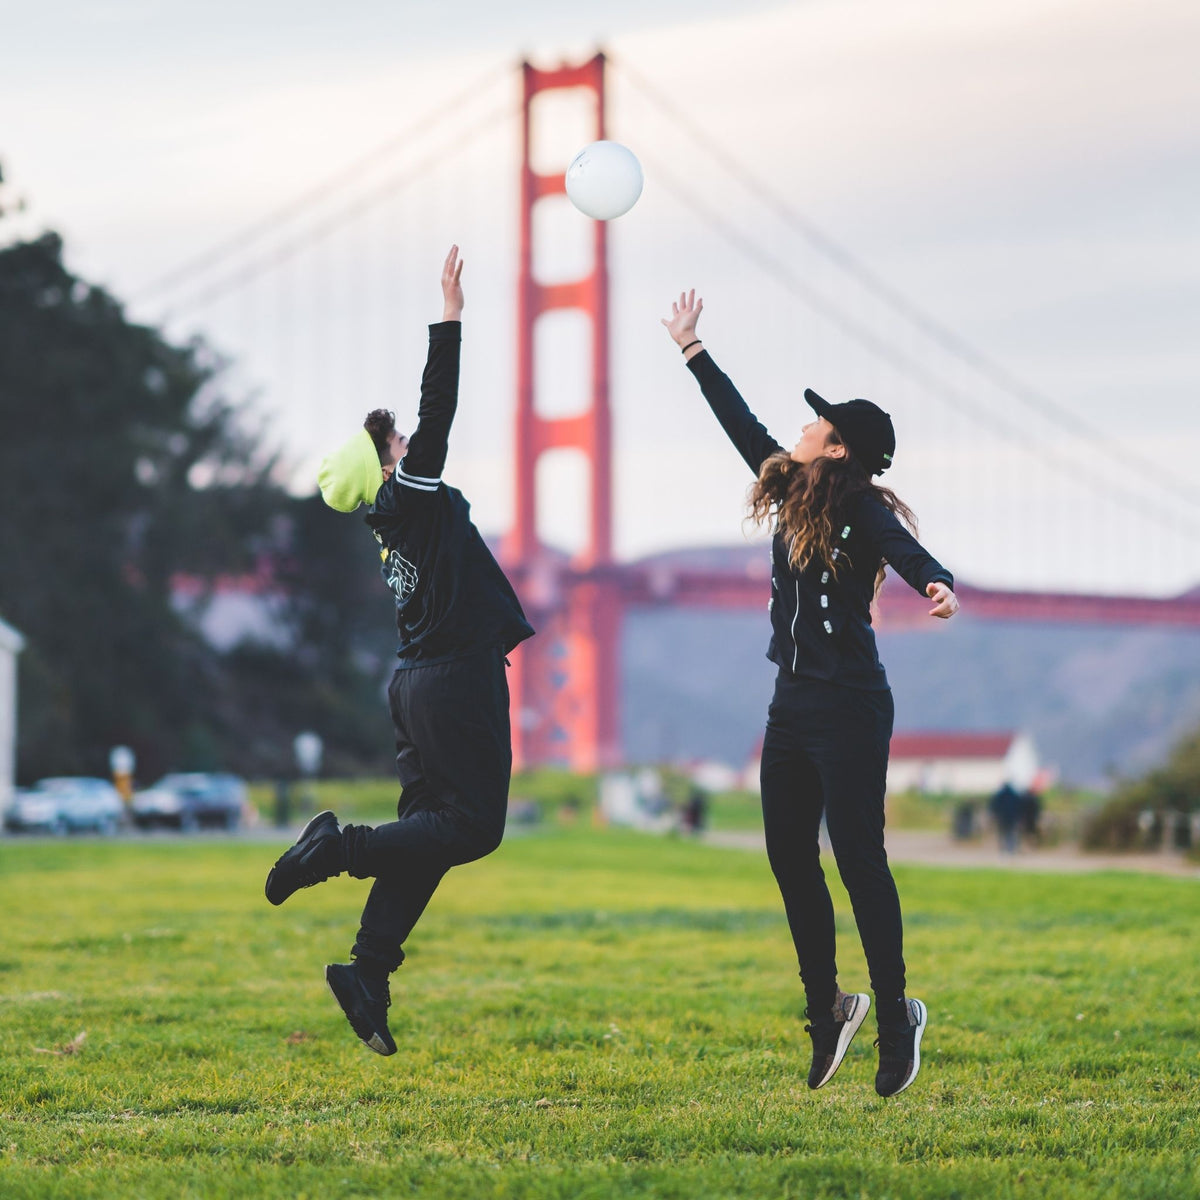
[342,648,512,973]
[758,671,906,1020]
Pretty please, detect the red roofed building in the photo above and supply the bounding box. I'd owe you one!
[886,731,1038,796]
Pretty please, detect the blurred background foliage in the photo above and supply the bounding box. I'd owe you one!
[0,230,393,783]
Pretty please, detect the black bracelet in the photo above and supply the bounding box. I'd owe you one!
[680,339,701,354]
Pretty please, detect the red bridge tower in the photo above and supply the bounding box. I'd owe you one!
[503,53,622,770]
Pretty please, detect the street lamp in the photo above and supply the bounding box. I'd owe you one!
[109,745,135,804]
[290,731,323,823]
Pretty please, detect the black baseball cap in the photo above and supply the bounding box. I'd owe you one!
[804,389,895,475]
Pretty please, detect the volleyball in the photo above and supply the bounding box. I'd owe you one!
[564,140,644,220]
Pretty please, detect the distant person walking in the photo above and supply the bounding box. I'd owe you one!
[264,247,534,1056]
[989,782,1023,853]
[661,290,959,1097]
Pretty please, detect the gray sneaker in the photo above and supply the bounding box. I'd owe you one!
[874,998,927,1097]
[805,991,870,1089]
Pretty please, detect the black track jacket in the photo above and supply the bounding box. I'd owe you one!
[687,350,953,690]
[365,322,534,666]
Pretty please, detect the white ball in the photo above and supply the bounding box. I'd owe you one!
[564,140,644,221]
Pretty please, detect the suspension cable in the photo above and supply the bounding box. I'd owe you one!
[643,149,1200,544]
[135,60,514,303]
[157,102,517,317]
[611,54,1200,511]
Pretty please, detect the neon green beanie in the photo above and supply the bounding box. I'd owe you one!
[318,428,383,512]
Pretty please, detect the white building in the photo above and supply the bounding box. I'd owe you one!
[0,618,25,811]
[886,732,1039,796]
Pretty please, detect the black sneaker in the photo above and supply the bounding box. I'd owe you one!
[874,998,927,1097]
[264,810,341,906]
[805,991,870,1089]
[325,962,397,1056]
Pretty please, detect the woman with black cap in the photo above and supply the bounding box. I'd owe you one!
[661,290,959,1097]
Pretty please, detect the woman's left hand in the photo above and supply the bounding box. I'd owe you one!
[926,581,959,619]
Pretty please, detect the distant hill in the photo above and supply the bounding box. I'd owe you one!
[622,547,1200,788]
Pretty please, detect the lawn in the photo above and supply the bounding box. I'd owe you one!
[1,827,1197,1199]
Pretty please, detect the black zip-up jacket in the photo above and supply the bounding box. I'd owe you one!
[687,350,953,690]
[365,322,534,666]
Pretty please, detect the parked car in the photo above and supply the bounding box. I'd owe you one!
[130,773,247,831]
[3,777,124,835]
[4,787,66,835]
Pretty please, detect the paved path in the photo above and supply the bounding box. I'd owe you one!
[704,827,1200,878]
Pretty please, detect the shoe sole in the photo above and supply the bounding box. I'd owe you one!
[888,998,927,1097]
[264,810,337,905]
[325,965,396,1057]
[811,993,870,1089]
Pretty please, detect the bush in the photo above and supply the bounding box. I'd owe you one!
[1082,728,1200,850]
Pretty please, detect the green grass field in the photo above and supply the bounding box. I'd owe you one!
[2,827,1197,1199]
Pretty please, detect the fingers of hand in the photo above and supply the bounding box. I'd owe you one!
[930,594,959,618]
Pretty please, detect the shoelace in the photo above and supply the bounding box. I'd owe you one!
[874,1027,910,1057]
[362,977,391,1009]
[805,1017,842,1053]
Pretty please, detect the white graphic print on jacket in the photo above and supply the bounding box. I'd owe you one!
[384,549,419,604]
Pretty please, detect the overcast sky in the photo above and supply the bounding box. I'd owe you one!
[3,0,1198,594]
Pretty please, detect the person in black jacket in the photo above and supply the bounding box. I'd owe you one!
[264,246,534,1057]
[662,289,959,1097]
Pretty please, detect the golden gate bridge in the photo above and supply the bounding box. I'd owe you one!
[133,52,1200,771]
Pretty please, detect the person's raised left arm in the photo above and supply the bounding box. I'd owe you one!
[394,245,464,489]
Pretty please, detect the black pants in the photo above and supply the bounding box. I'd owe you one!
[759,671,906,1023]
[341,648,512,974]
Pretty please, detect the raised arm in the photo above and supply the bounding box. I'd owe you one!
[661,290,783,474]
[396,245,464,485]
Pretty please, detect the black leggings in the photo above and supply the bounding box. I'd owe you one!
[340,648,512,974]
[759,671,906,1023]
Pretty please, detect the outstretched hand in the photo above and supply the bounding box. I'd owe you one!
[926,581,959,619]
[661,289,703,350]
[442,245,464,321]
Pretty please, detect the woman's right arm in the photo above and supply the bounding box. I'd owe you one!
[662,290,783,475]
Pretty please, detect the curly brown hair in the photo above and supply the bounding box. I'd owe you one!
[363,409,396,461]
[748,434,916,595]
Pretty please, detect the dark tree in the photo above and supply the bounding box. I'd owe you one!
[0,232,391,782]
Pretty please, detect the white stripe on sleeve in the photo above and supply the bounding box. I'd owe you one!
[397,461,442,485]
